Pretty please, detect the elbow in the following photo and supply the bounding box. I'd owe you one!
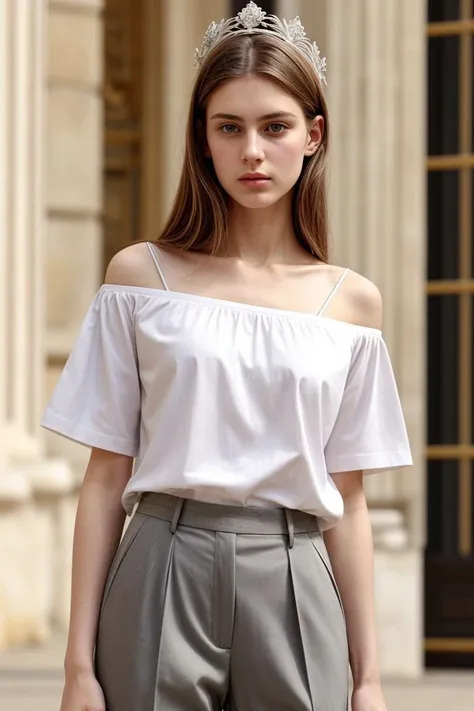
[84,447,134,495]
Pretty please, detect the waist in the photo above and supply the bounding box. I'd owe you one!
[137,492,321,535]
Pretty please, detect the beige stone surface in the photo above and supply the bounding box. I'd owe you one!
[51,0,104,9]
[0,503,52,650]
[47,88,102,212]
[383,675,474,711]
[48,10,102,86]
[46,218,102,333]
[375,549,423,678]
[0,462,77,650]
[396,0,428,548]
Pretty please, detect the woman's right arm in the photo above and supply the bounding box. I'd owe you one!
[61,447,133,710]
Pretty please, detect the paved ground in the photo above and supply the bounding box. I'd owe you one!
[1,637,473,710]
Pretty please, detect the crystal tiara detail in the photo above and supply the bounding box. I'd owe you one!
[194,1,327,85]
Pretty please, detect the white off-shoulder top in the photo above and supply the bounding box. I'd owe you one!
[41,262,412,529]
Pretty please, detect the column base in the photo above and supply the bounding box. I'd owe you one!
[0,459,77,651]
[374,547,423,678]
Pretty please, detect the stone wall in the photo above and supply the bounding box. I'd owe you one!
[45,0,104,473]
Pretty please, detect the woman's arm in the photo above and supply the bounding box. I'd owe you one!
[324,470,386,708]
[64,448,133,676]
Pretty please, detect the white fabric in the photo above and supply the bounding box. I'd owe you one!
[41,284,412,529]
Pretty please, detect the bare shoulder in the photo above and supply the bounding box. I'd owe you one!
[105,241,162,288]
[340,269,383,330]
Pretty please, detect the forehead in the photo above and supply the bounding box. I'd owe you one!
[206,75,303,119]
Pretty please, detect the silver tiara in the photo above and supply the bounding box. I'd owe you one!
[194,1,327,86]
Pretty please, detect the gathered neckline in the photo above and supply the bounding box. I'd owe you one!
[100,283,382,335]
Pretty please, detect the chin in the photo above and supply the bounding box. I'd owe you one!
[229,192,283,209]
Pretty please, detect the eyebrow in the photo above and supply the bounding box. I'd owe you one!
[210,111,298,121]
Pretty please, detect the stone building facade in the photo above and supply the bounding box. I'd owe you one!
[1,0,429,677]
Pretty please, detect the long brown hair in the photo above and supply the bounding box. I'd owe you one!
[156,33,330,262]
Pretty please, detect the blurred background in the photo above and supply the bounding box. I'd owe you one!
[0,0,473,708]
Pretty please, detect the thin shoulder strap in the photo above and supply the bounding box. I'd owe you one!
[146,242,170,291]
[317,268,350,316]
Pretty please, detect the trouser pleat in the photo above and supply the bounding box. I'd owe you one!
[152,524,230,710]
[288,535,349,711]
[96,513,178,710]
[212,532,236,648]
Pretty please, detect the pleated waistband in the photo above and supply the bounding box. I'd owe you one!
[137,492,321,539]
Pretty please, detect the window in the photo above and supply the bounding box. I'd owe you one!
[425,0,474,666]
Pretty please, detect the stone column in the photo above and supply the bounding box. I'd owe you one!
[325,0,427,551]
[44,0,105,630]
[280,0,426,677]
[1,0,44,463]
[45,0,103,466]
[0,0,45,648]
[0,0,9,477]
[0,0,75,651]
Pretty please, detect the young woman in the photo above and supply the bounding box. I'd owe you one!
[42,4,412,710]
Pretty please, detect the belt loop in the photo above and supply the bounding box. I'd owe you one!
[285,509,295,549]
[170,498,184,534]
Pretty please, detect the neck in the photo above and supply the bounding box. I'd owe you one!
[223,195,307,266]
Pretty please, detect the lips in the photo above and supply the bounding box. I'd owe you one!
[239,173,270,181]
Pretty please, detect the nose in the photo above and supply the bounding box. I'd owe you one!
[241,131,265,164]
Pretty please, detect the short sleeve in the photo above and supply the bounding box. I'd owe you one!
[41,288,141,457]
[324,332,412,474]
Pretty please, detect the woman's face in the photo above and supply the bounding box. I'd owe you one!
[205,75,323,209]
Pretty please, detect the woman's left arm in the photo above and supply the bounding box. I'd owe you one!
[323,469,388,711]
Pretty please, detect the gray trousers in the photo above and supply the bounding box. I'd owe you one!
[95,493,348,710]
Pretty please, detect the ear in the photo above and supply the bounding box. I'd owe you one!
[304,115,324,157]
